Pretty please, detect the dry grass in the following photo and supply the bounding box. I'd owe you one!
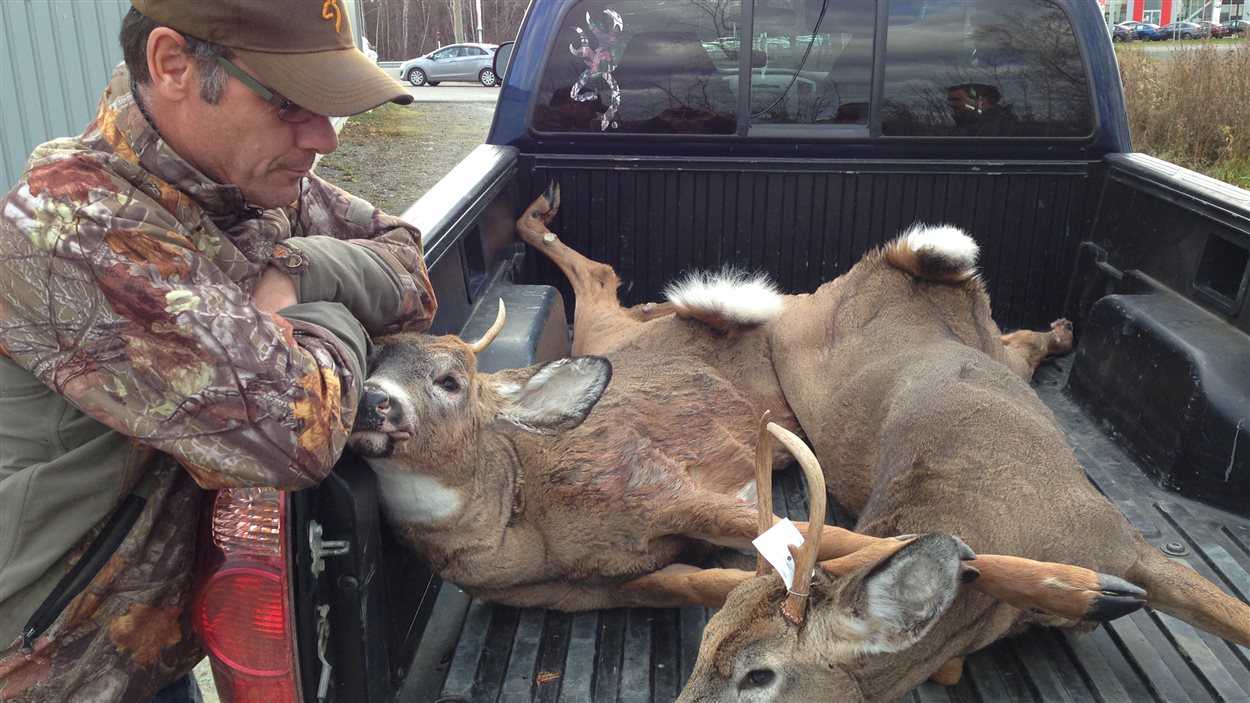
[317,101,495,213]
[1116,43,1250,188]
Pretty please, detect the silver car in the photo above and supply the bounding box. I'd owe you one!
[399,43,500,87]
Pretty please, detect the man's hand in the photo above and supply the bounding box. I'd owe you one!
[253,266,297,313]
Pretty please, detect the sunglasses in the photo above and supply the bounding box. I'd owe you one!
[216,56,319,124]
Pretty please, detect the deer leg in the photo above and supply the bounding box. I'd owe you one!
[517,183,619,305]
[738,529,1146,622]
[930,657,966,686]
[1001,318,1074,380]
[1127,544,1250,648]
[816,536,924,574]
[666,494,1144,622]
[803,526,1146,622]
[616,565,754,608]
[515,183,617,297]
[970,554,1145,622]
[488,566,755,610]
[517,183,653,354]
[659,491,895,560]
[789,521,907,559]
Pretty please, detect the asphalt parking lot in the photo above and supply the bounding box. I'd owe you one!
[402,83,502,102]
[380,62,503,103]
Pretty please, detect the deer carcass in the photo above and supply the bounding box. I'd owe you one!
[348,304,768,610]
[513,185,1250,698]
[348,305,1135,616]
[346,195,1143,617]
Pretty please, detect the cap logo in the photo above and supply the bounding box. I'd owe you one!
[322,0,342,33]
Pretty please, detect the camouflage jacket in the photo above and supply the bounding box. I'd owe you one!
[0,83,436,702]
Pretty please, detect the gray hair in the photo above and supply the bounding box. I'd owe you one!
[120,7,229,104]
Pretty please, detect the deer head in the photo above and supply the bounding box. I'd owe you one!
[348,300,612,524]
[678,417,977,703]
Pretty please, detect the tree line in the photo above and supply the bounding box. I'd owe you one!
[361,0,530,60]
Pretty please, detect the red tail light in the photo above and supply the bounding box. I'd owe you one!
[192,488,301,703]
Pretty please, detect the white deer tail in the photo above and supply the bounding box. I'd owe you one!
[884,223,981,284]
[664,268,785,331]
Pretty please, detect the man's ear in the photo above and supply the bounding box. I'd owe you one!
[496,357,611,434]
[146,27,197,102]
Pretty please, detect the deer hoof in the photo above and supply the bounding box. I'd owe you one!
[1085,593,1146,621]
[1049,318,1075,352]
[541,181,562,223]
[1099,574,1147,598]
[1084,575,1148,621]
[930,657,965,686]
[523,183,563,229]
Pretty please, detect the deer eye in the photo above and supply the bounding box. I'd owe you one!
[742,669,774,688]
[438,376,461,392]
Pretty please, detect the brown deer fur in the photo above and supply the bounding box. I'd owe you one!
[510,186,1250,701]
[344,189,1143,618]
[349,311,1124,615]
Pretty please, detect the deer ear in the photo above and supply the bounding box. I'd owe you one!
[497,357,612,434]
[840,534,966,654]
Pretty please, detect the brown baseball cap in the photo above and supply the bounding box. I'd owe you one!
[130,0,413,116]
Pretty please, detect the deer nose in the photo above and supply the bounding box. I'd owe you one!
[355,385,401,430]
[361,388,392,417]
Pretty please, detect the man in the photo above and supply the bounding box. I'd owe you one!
[0,1,437,701]
[946,82,1018,136]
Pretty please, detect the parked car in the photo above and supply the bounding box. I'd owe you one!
[399,42,500,87]
[1110,23,1134,42]
[1118,21,1167,40]
[1196,20,1230,38]
[1159,21,1210,39]
[1220,19,1247,36]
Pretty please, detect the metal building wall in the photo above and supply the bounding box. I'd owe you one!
[1,0,131,188]
[0,0,368,188]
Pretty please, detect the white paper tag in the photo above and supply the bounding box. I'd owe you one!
[752,518,805,590]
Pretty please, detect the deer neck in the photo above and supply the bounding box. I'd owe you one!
[848,605,997,702]
[369,436,520,534]
[371,467,473,527]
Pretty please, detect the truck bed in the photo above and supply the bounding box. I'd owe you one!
[405,355,1250,703]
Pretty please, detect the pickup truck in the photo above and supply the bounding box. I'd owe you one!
[189,0,1250,701]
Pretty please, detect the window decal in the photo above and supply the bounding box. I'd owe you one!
[569,9,624,131]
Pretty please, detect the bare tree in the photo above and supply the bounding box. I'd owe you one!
[361,0,528,60]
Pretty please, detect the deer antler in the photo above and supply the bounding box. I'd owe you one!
[754,411,775,576]
[467,299,506,353]
[763,421,826,626]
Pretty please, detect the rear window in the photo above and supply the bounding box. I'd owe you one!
[534,2,740,134]
[881,1,1092,136]
[531,0,1093,139]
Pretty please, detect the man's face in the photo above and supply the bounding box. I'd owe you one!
[947,88,979,117]
[182,59,339,209]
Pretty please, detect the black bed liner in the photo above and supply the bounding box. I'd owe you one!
[410,356,1250,703]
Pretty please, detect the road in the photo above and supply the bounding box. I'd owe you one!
[1131,37,1244,56]
[402,83,503,102]
[378,61,502,101]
